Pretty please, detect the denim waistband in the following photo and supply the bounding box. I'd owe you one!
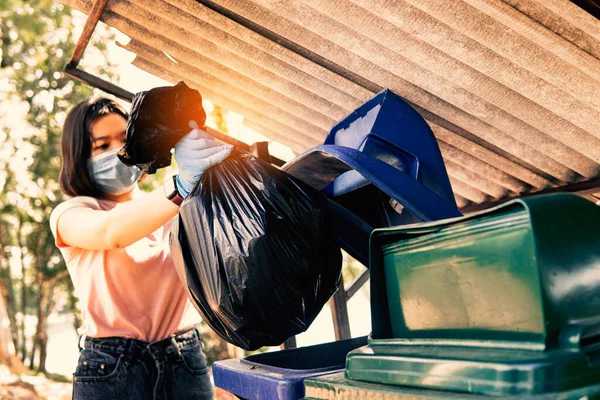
[81,327,201,365]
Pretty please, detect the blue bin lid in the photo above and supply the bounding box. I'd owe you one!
[283,89,461,265]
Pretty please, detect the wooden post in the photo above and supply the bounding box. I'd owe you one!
[249,141,272,164]
[67,0,110,69]
[280,336,297,350]
[329,284,351,341]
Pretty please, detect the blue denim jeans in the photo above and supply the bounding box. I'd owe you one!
[73,327,213,400]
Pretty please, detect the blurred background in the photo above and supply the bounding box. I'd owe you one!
[0,1,370,398]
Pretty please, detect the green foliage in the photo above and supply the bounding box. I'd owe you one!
[0,0,258,374]
[138,167,169,193]
[341,251,366,288]
[198,329,226,367]
[0,0,118,372]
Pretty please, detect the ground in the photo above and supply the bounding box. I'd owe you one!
[0,364,240,399]
[0,365,71,400]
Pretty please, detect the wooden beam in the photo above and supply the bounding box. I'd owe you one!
[67,0,109,68]
[345,269,369,301]
[204,127,251,151]
[64,66,133,102]
[63,67,288,166]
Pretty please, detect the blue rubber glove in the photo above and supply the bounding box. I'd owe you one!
[174,128,233,197]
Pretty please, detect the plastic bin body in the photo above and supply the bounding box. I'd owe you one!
[383,206,544,342]
[212,336,367,400]
[368,193,600,349]
[303,372,600,400]
[345,194,600,396]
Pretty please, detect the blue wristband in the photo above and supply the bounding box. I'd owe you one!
[175,174,190,198]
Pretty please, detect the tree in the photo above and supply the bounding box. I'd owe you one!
[1,0,279,375]
[0,0,118,373]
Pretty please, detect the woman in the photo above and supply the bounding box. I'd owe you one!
[50,97,232,400]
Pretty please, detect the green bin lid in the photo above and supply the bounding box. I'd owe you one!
[346,343,600,396]
[305,371,600,399]
[347,194,600,396]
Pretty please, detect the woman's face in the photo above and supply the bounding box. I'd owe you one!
[90,113,127,157]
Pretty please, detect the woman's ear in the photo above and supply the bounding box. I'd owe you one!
[138,173,148,182]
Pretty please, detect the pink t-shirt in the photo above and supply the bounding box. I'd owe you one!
[49,196,200,342]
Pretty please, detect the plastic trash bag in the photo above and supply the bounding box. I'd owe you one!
[170,149,342,350]
[118,81,206,174]
[119,81,342,350]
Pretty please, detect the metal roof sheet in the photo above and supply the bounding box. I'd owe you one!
[62,0,600,210]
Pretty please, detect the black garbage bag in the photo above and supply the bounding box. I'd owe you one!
[118,81,206,174]
[119,81,342,350]
[170,149,343,350]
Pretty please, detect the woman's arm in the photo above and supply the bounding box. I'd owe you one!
[56,187,179,250]
[56,128,232,251]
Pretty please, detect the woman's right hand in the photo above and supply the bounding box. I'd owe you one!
[173,128,233,197]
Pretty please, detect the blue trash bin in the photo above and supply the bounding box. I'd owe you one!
[283,88,460,265]
[212,336,368,400]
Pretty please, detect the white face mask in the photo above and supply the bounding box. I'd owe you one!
[87,148,142,196]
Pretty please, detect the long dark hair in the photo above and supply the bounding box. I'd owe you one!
[59,98,129,198]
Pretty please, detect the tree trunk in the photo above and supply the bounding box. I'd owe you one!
[33,273,63,374]
[0,290,14,360]
[29,278,45,370]
[29,286,41,369]
[29,329,39,370]
[0,296,27,373]
[0,277,19,358]
[0,225,27,374]
[16,215,27,363]
[0,223,19,353]
[38,335,47,374]
[37,285,55,374]
[29,338,38,370]
[19,276,26,363]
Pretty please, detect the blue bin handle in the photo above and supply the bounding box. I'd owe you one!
[288,144,461,222]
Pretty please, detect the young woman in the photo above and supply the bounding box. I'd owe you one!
[50,97,232,399]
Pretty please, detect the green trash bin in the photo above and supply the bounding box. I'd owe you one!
[343,194,600,397]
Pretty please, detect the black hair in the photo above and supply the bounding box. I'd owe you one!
[59,98,128,197]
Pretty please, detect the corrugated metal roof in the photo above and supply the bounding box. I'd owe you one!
[62,0,600,210]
